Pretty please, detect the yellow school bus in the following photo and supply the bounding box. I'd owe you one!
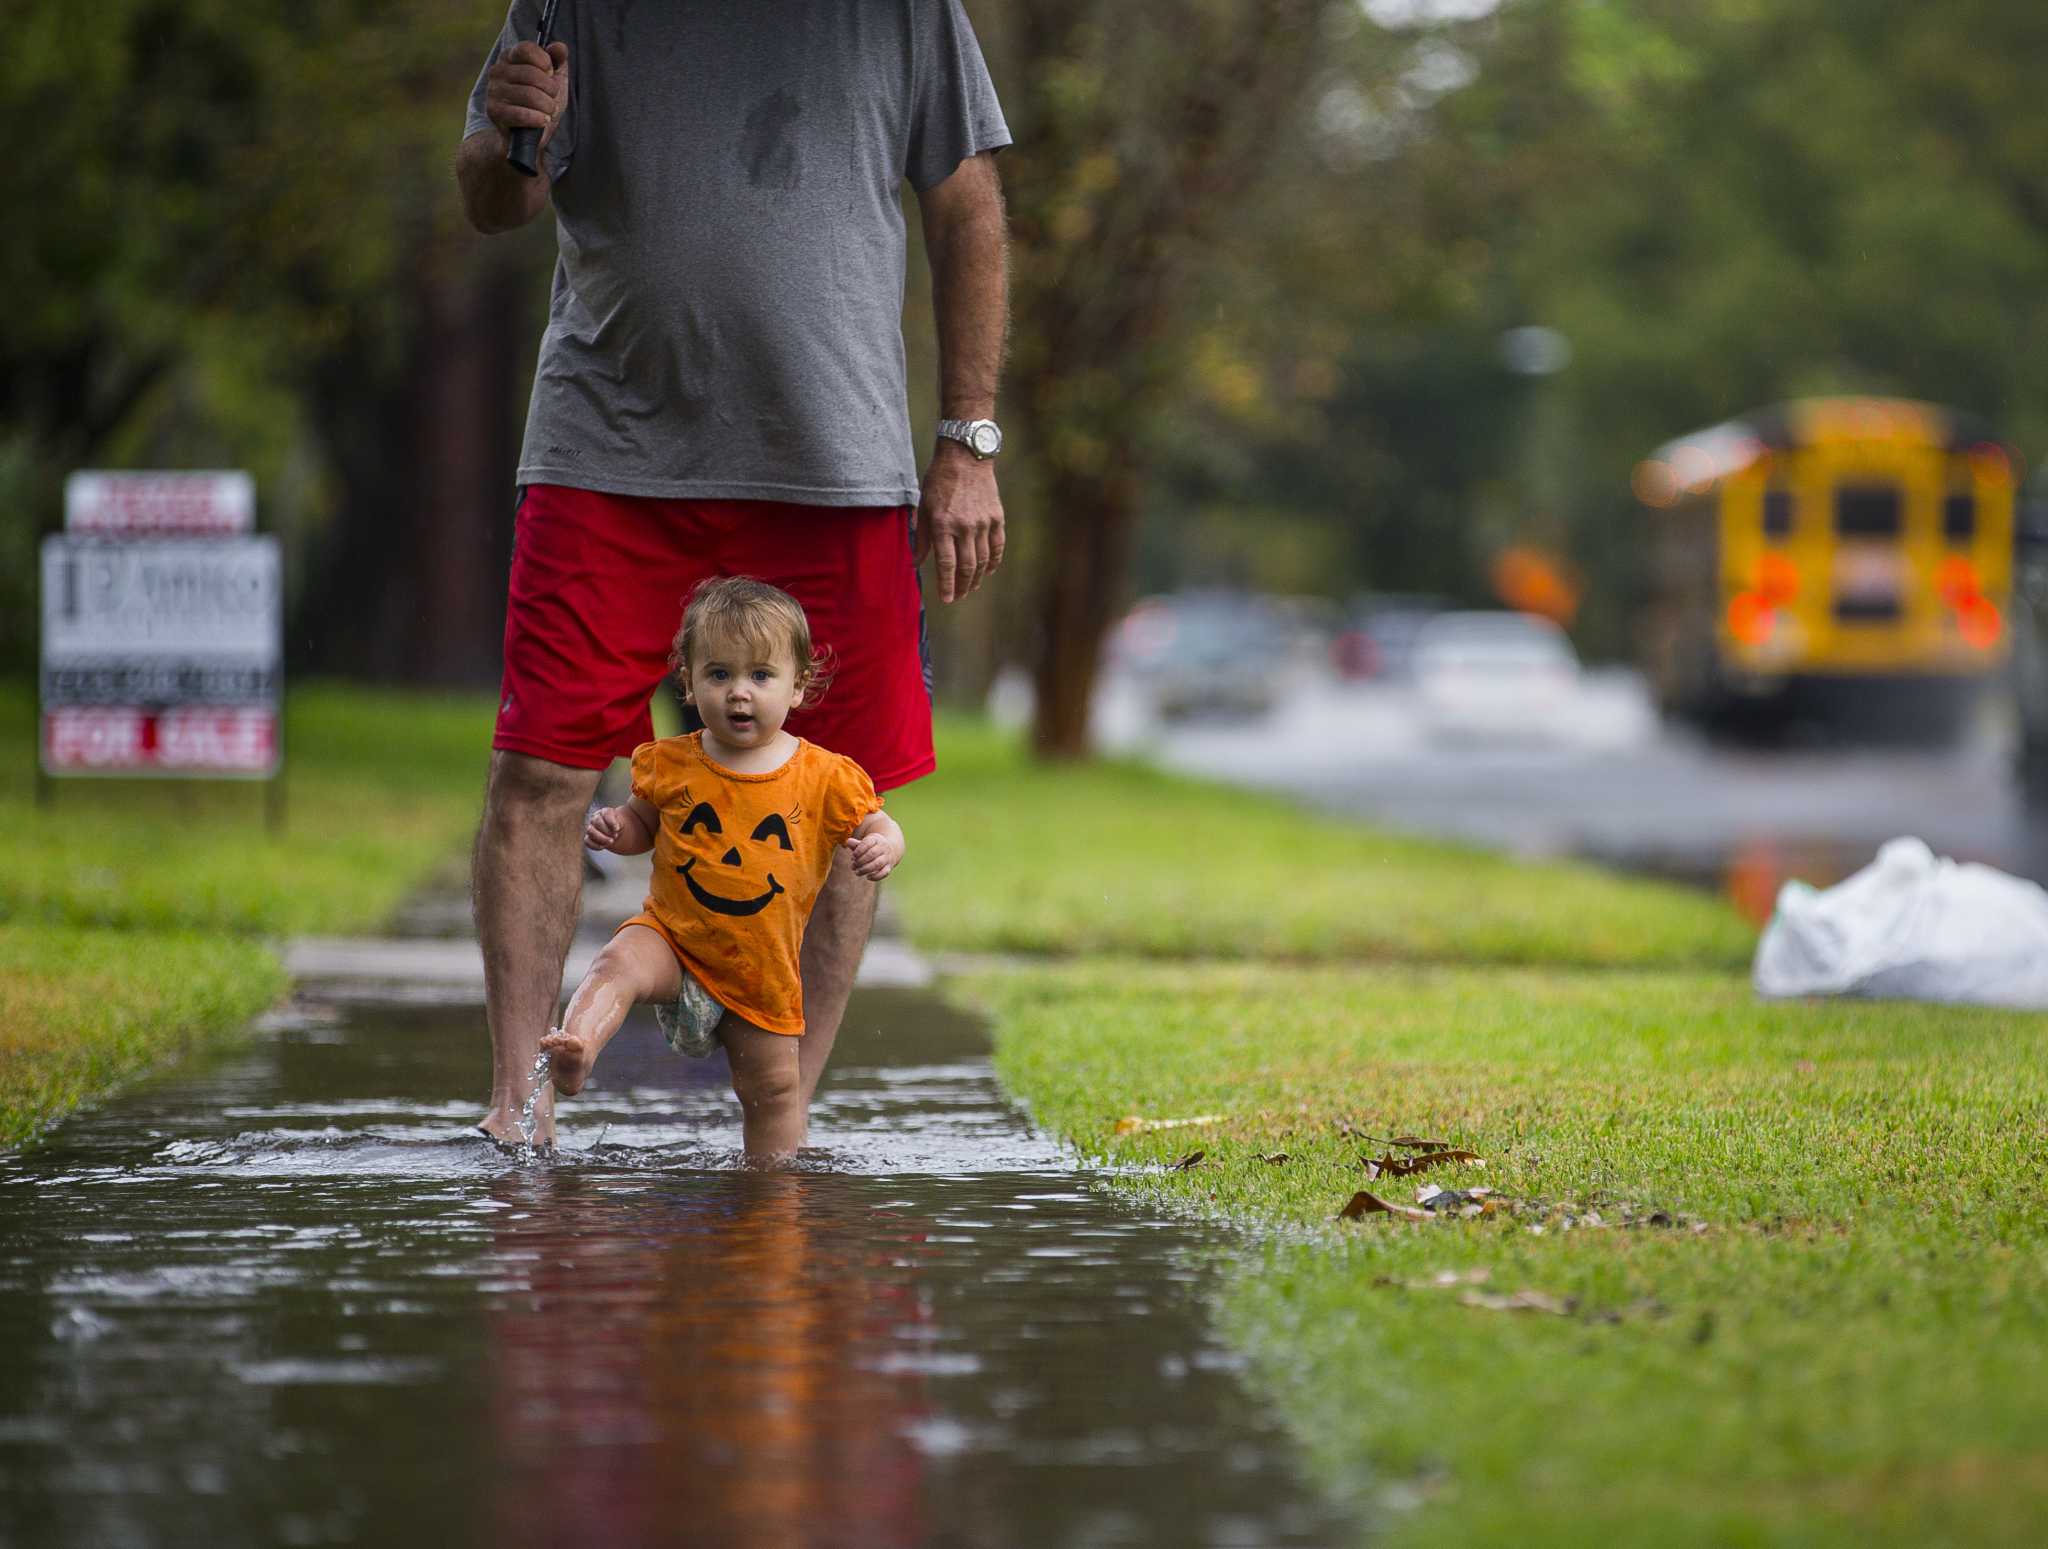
[1636,397,2020,734]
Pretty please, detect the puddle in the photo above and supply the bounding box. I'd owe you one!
[0,987,1354,1547]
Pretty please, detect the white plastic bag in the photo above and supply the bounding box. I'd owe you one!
[1752,836,2048,1008]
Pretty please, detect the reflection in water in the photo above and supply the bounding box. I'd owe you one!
[487,1173,930,1547]
[0,994,1355,1548]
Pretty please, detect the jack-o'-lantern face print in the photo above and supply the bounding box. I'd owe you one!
[673,791,799,917]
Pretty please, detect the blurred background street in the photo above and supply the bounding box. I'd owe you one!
[1006,629,2038,920]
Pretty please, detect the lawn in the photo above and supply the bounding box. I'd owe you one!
[1,682,494,935]
[0,680,496,1144]
[893,725,2048,1546]
[890,718,1755,969]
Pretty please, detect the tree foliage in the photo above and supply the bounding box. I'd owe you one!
[10,0,2048,742]
[4,0,518,669]
[1135,0,2048,668]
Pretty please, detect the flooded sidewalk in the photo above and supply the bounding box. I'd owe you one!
[0,874,1354,1548]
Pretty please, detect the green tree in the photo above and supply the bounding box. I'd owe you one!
[981,0,1334,757]
[6,0,538,675]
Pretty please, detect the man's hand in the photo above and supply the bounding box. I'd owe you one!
[485,40,570,153]
[916,444,1004,603]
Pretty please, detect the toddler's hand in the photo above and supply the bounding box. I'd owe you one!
[584,806,625,852]
[844,830,902,881]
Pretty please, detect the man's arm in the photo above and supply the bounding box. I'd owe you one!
[455,40,568,235]
[915,152,1010,602]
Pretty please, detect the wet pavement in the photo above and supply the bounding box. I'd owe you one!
[0,984,1356,1547]
[1142,675,2048,915]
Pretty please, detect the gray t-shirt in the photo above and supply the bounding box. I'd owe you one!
[465,1,1010,506]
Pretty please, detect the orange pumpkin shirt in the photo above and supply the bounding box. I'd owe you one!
[626,733,882,1036]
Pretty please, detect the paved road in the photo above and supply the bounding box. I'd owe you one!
[1085,668,2048,908]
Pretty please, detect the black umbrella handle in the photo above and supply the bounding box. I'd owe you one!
[506,126,544,178]
[505,0,563,178]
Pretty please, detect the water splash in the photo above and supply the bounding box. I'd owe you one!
[516,1044,553,1154]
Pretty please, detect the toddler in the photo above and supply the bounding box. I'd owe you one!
[538,576,905,1161]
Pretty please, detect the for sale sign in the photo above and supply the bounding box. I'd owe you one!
[40,531,282,779]
[64,470,255,537]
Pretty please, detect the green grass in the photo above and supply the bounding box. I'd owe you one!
[887,724,2044,1545]
[0,925,288,1147]
[0,681,494,934]
[957,959,2048,1547]
[889,717,1754,969]
[0,679,496,1143]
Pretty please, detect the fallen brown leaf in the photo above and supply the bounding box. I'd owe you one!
[1259,1152,1290,1165]
[1114,1114,1226,1135]
[1366,1148,1484,1179]
[1363,1135,1455,1152]
[1339,1189,1432,1223]
[1171,1149,1205,1171]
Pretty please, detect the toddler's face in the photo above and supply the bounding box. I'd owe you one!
[684,629,804,750]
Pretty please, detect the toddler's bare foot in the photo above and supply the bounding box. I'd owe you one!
[474,1110,556,1147]
[537,1027,593,1096]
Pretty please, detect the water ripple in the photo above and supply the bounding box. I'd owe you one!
[0,990,1354,1548]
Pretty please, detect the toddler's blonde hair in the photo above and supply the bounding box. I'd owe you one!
[671,576,833,698]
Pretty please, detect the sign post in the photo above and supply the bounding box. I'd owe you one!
[39,472,284,829]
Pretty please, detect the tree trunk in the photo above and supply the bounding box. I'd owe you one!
[300,238,533,683]
[405,252,527,685]
[997,0,1326,759]
[1029,461,1142,760]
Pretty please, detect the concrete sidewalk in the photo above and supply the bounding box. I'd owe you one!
[283,853,932,1003]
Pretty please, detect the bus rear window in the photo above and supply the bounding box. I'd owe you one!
[1944,493,1976,543]
[1763,489,1795,540]
[1835,486,1902,538]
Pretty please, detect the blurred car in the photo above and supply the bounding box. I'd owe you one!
[1330,593,1450,681]
[1409,610,1584,741]
[1107,591,1300,720]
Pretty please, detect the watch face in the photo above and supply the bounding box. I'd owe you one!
[970,423,1002,457]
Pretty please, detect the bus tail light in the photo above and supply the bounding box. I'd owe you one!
[1937,556,1981,609]
[1727,592,1775,645]
[1756,553,1800,605]
[1936,556,2002,648]
[1958,596,2002,650]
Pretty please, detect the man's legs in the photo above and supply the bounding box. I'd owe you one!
[793,847,881,1121]
[474,749,603,1144]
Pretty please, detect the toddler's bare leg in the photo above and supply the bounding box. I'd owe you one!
[720,1021,807,1166]
[539,926,682,1097]
[795,847,879,1109]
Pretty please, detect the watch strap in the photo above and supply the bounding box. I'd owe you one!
[937,418,1001,459]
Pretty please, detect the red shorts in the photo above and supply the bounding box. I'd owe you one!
[494,485,935,790]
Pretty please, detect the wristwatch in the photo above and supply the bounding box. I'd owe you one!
[937,418,1003,460]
